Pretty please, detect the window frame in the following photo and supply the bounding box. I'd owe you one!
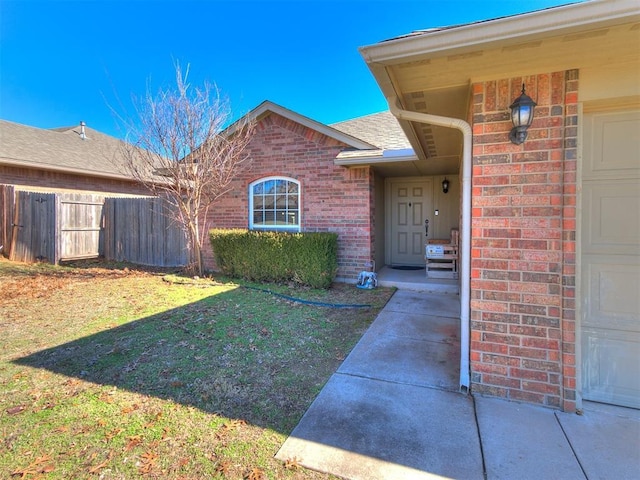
[248,176,301,232]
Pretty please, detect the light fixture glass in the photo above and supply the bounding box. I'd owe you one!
[509,84,537,145]
[442,178,450,194]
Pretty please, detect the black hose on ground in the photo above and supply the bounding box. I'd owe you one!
[242,285,371,309]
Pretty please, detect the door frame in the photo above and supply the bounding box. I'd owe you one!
[384,176,433,267]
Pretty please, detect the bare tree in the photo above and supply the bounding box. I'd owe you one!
[120,63,254,275]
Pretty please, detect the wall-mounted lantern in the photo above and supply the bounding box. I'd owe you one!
[442,177,450,194]
[509,84,537,145]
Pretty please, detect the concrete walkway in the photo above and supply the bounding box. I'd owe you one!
[276,289,640,479]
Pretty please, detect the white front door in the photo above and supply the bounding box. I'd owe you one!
[581,108,640,409]
[390,178,432,266]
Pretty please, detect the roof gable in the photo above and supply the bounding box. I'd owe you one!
[228,100,378,150]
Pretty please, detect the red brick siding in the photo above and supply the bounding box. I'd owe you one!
[470,71,578,411]
[1,165,150,195]
[203,112,373,280]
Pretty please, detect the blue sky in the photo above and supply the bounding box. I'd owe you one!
[1,0,579,139]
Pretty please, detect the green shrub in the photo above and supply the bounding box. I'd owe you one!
[209,229,338,289]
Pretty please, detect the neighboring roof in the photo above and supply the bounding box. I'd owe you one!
[0,119,135,181]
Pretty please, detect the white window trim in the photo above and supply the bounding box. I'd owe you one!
[248,176,301,232]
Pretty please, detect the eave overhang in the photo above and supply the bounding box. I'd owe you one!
[359,0,640,165]
[360,0,640,66]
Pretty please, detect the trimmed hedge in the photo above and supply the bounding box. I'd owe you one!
[209,229,338,289]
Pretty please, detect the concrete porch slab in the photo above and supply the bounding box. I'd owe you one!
[275,373,483,480]
[337,330,460,391]
[363,309,461,343]
[383,290,460,318]
[335,289,461,390]
[376,266,460,294]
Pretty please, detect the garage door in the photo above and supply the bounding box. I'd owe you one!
[581,108,640,409]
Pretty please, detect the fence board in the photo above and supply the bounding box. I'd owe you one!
[9,191,56,263]
[0,185,15,257]
[58,193,105,260]
[103,197,188,267]
[3,188,188,267]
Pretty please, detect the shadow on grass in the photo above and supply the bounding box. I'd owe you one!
[13,284,377,434]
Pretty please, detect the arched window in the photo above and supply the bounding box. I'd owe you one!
[249,177,300,231]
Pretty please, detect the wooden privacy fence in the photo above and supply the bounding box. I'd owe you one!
[103,197,188,267]
[0,185,16,258]
[9,190,57,263]
[1,186,188,267]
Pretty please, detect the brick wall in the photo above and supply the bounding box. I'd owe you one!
[470,71,578,411]
[1,165,150,196]
[203,112,374,281]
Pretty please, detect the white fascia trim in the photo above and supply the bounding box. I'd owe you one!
[334,155,418,167]
[360,0,640,64]
[335,149,418,167]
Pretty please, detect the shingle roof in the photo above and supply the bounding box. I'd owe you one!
[229,100,378,150]
[1,108,413,178]
[0,119,133,180]
[378,3,578,43]
[330,111,411,151]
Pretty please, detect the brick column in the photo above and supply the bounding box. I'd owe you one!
[470,71,578,410]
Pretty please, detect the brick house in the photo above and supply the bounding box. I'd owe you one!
[357,0,639,412]
[204,101,461,279]
[212,0,638,413]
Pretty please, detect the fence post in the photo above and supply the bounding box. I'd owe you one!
[54,194,61,265]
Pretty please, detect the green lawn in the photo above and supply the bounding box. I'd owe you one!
[0,258,394,479]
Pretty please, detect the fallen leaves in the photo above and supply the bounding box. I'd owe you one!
[104,428,124,442]
[11,454,55,478]
[138,450,159,475]
[5,405,26,416]
[120,403,140,415]
[124,435,143,452]
[284,456,302,470]
[214,460,231,475]
[216,418,247,440]
[143,411,163,429]
[245,467,266,480]
[86,451,114,475]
